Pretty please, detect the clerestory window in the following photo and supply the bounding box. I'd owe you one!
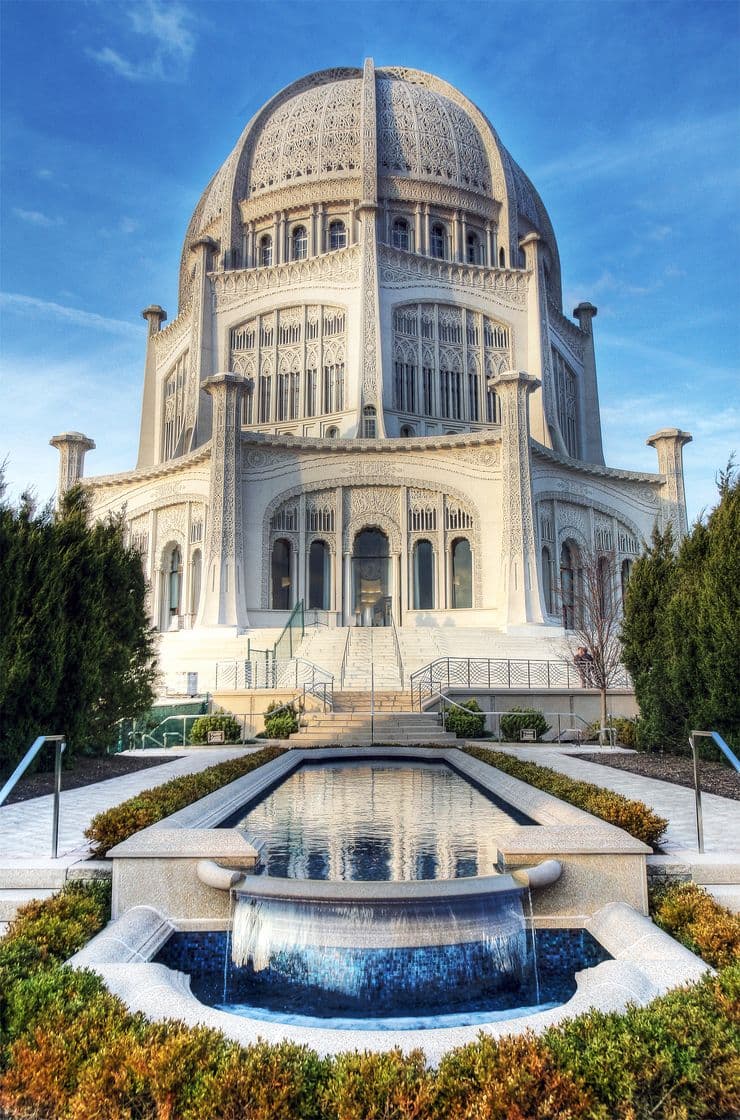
[392,218,410,251]
[329,220,347,250]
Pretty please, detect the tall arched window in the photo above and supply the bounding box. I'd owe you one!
[597,556,612,617]
[190,549,202,617]
[560,542,578,629]
[413,539,435,609]
[392,218,409,251]
[451,538,472,608]
[430,223,446,259]
[271,538,292,609]
[308,540,331,610]
[329,220,347,250]
[621,558,632,605]
[259,234,273,267]
[363,405,376,438]
[499,246,505,268]
[541,546,553,614]
[466,231,480,264]
[292,225,307,260]
[161,545,182,630]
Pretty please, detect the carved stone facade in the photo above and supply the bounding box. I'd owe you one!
[51,60,691,654]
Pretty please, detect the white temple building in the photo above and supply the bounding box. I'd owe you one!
[51,61,691,694]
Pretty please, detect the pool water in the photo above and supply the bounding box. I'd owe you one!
[220,758,536,881]
[156,928,610,1026]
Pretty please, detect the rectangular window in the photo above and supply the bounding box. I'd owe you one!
[423,367,433,415]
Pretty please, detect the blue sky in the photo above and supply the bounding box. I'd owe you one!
[1,0,738,520]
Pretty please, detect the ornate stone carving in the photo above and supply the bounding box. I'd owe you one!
[646,429,692,540]
[153,303,193,367]
[547,301,586,363]
[378,246,528,308]
[211,246,360,313]
[50,432,95,504]
[342,486,401,550]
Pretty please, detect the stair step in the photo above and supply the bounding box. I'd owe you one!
[0,888,58,922]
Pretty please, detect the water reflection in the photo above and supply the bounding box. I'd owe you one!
[232,760,532,881]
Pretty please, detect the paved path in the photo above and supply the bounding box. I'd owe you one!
[501,746,740,855]
[0,748,256,859]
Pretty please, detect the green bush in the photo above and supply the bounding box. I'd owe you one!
[443,699,486,739]
[264,701,299,739]
[650,882,740,969]
[499,707,550,742]
[189,712,241,744]
[585,716,641,747]
[84,746,283,854]
[464,746,668,847]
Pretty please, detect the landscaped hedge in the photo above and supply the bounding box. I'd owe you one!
[84,746,284,854]
[443,698,486,739]
[464,746,668,847]
[1,881,738,1118]
[189,712,242,744]
[650,882,740,969]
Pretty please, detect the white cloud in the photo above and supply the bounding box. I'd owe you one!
[12,208,61,227]
[0,292,140,337]
[87,1,195,83]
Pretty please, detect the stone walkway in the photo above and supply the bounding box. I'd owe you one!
[502,745,740,855]
[0,748,256,860]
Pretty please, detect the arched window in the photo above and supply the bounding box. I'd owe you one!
[560,542,578,629]
[499,246,505,268]
[541,546,552,614]
[190,549,202,617]
[161,545,182,630]
[259,234,273,267]
[292,225,307,260]
[400,424,415,438]
[271,538,292,609]
[466,231,480,264]
[326,426,339,438]
[413,539,435,609]
[308,540,331,610]
[451,538,472,608]
[621,558,632,605]
[329,220,347,250]
[363,405,376,438]
[392,218,409,251]
[430,223,446,259]
[597,556,612,616]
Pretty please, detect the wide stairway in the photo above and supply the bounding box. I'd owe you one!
[289,689,458,745]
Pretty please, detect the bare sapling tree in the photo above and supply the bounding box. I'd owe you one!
[561,550,625,740]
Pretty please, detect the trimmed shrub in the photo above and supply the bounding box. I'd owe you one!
[319,1047,434,1119]
[443,699,486,739]
[189,712,241,744]
[264,701,299,739]
[650,882,740,969]
[84,746,283,854]
[464,746,668,847]
[499,707,550,742]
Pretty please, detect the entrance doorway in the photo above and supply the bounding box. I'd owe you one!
[352,528,390,625]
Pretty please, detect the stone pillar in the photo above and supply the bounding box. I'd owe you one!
[519,233,553,450]
[491,369,545,629]
[196,373,249,629]
[415,204,423,255]
[190,237,218,451]
[50,431,95,506]
[573,301,605,466]
[136,304,167,468]
[647,428,693,541]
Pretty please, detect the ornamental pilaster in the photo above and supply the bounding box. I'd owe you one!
[190,237,218,452]
[136,305,167,468]
[491,370,544,628]
[357,57,384,432]
[49,431,95,507]
[647,428,693,541]
[520,232,552,450]
[573,302,605,466]
[197,373,249,628]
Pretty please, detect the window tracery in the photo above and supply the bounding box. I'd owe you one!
[552,346,579,457]
[162,352,188,460]
[231,305,347,425]
[392,303,511,426]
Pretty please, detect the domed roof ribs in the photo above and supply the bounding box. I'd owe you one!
[357,58,385,435]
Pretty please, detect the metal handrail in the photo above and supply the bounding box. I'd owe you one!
[0,734,66,857]
[274,599,305,662]
[388,612,404,689]
[409,656,632,708]
[128,713,203,751]
[215,656,333,692]
[429,689,592,743]
[339,627,351,691]
[689,730,740,853]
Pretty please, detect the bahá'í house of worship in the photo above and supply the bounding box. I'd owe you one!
[50,61,691,693]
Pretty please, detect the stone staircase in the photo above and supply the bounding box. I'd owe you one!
[290,693,457,745]
[340,628,403,690]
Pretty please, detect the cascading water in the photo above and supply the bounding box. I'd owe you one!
[226,886,537,1017]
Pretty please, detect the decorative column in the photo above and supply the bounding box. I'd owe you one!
[50,431,95,506]
[520,232,552,450]
[357,57,385,434]
[491,369,545,629]
[573,301,605,465]
[190,237,218,449]
[647,428,693,541]
[197,373,249,629]
[136,304,167,468]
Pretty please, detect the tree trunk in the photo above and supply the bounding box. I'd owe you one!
[600,687,608,742]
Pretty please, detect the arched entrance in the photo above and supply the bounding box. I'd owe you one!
[352,528,390,625]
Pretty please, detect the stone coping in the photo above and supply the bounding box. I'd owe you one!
[69,901,710,1062]
[495,826,651,857]
[107,746,649,861]
[229,871,523,905]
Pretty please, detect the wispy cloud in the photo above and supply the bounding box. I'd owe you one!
[0,292,140,338]
[87,1,195,83]
[13,208,62,228]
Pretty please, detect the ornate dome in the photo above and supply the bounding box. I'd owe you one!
[178,62,561,307]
